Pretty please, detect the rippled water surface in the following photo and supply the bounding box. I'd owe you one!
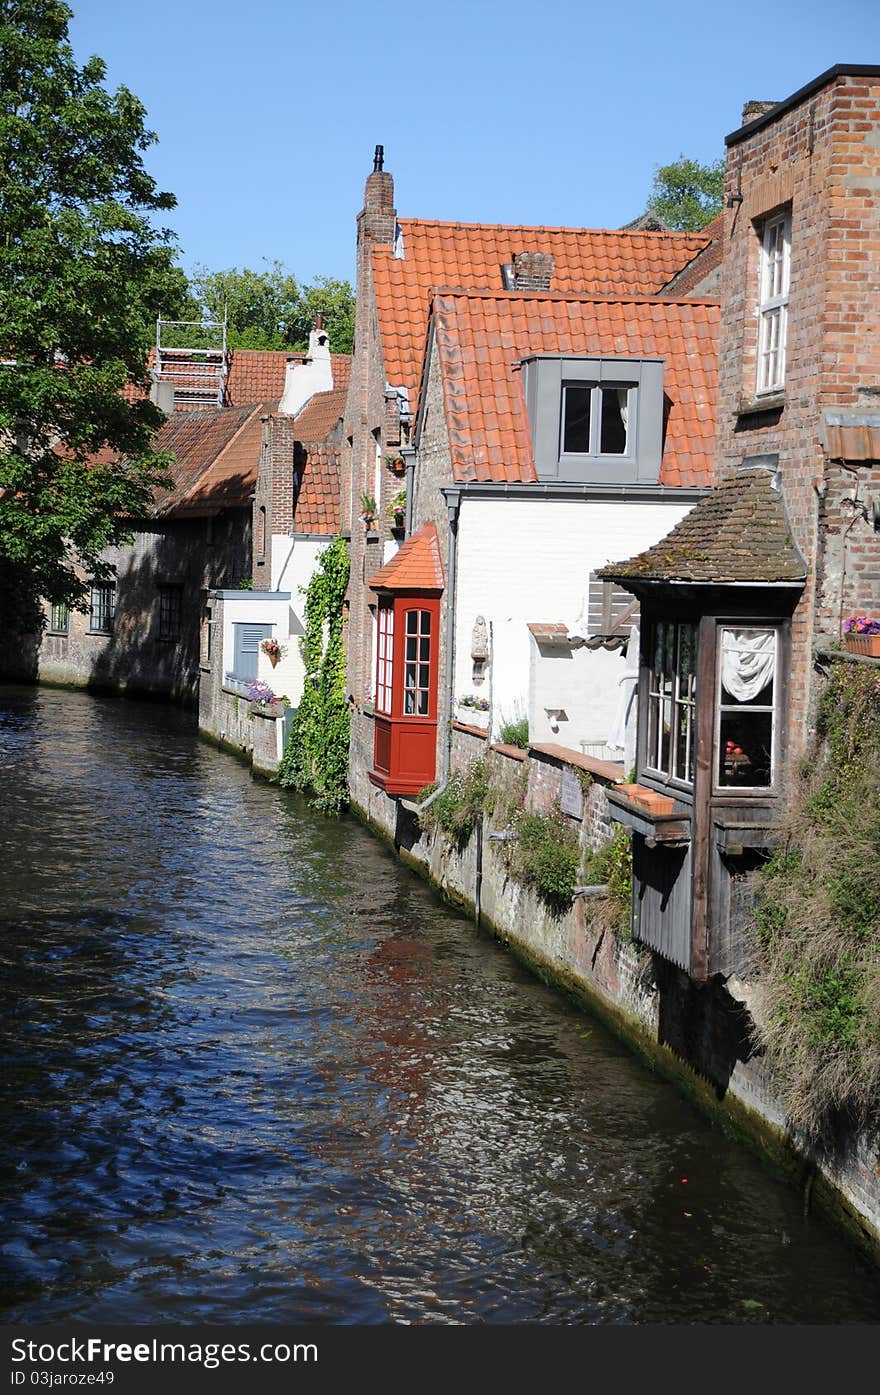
[2,685,880,1324]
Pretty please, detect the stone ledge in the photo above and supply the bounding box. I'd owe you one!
[489,742,527,762]
[528,741,624,783]
[452,720,490,740]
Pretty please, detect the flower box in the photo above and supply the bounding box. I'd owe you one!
[844,633,880,657]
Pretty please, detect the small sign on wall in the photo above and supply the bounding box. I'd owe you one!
[560,766,583,820]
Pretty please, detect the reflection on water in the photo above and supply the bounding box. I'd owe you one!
[1,685,879,1324]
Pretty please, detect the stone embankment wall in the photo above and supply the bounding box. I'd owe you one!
[350,721,880,1259]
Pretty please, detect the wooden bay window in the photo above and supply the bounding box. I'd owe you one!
[369,592,441,795]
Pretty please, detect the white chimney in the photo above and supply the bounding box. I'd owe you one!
[278,314,333,416]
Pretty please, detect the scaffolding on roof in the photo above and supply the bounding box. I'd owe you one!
[154,314,228,409]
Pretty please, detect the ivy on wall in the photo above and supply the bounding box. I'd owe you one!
[277,537,350,814]
[753,660,880,1139]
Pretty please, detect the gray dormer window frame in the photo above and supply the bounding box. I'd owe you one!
[521,354,665,484]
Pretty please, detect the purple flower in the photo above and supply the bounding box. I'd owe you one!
[246,680,275,704]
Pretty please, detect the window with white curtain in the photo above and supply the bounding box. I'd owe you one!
[716,626,777,788]
[561,382,634,458]
[756,211,791,394]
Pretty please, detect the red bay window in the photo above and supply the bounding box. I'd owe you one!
[368,525,444,796]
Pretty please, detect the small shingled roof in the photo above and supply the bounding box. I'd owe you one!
[369,522,445,592]
[598,470,807,585]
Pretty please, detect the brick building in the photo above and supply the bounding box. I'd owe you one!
[342,149,721,830]
[9,342,350,706]
[601,65,880,981]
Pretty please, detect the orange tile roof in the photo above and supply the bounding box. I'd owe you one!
[294,443,342,535]
[369,522,445,592]
[153,403,267,516]
[292,386,347,440]
[430,290,719,489]
[373,219,711,410]
[226,350,351,406]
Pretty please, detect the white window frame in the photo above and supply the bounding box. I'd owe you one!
[756,211,791,395]
[375,601,394,715]
[560,381,635,460]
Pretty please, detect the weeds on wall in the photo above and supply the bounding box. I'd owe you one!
[584,824,633,939]
[417,759,492,850]
[498,714,529,750]
[505,806,580,915]
[753,661,880,1139]
[277,537,350,814]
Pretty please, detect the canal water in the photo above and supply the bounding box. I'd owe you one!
[1,685,879,1325]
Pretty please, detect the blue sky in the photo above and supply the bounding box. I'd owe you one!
[69,0,880,289]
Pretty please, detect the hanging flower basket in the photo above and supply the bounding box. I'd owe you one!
[261,637,283,667]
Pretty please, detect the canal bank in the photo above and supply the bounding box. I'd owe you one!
[349,727,880,1266]
[3,683,880,1323]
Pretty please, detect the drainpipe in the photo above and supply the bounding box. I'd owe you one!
[400,486,460,813]
[401,447,416,534]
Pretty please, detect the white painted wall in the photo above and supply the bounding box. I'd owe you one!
[216,533,329,708]
[454,496,692,748]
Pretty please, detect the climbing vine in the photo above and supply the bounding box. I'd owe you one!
[753,660,880,1139]
[277,537,350,814]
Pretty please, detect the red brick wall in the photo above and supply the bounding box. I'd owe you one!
[717,73,880,754]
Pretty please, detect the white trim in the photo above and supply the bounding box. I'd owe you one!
[756,211,791,395]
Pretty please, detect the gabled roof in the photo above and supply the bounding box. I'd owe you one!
[225,350,351,406]
[292,385,347,440]
[153,403,268,516]
[369,522,445,592]
[373,219,712,411]
[429,289,719,488]
[294,442,341,536]
[598,470,807,585]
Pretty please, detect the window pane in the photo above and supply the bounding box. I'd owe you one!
[720,628,775,704]
[420,610,430,636]
[719,712,773,787]
[419,636,430,660]
[599,387,628,454]
[406,612,418,636]
[562,384,592,453]
[406,635,417,660]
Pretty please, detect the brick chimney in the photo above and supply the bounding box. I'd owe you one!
[741,99,778,124]
[512,251,554,291]
[361,143,396,246]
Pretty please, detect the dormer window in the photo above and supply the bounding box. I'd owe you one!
[521,355,664,484]
[562,382,633,457]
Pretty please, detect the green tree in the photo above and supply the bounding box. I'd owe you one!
[189,263,356,354]
[649,155,725,232]
[0,0,186,630]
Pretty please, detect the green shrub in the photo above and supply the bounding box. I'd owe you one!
[499,715,529,750]
[585,825,633,937]
[418,759,491,849]
[752,660,880,1138]
[506,807,580,914]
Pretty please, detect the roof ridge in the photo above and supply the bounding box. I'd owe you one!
[394,217,710,243]
[429,286,721,309]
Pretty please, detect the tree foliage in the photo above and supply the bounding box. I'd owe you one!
[649,155,725,231]
[187,262,355,354]
[0,0,187,629]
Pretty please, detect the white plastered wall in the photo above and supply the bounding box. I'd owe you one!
[454,496,692,748]
[219,535,330,707]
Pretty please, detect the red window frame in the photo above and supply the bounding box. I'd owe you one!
[370,592,441,795]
